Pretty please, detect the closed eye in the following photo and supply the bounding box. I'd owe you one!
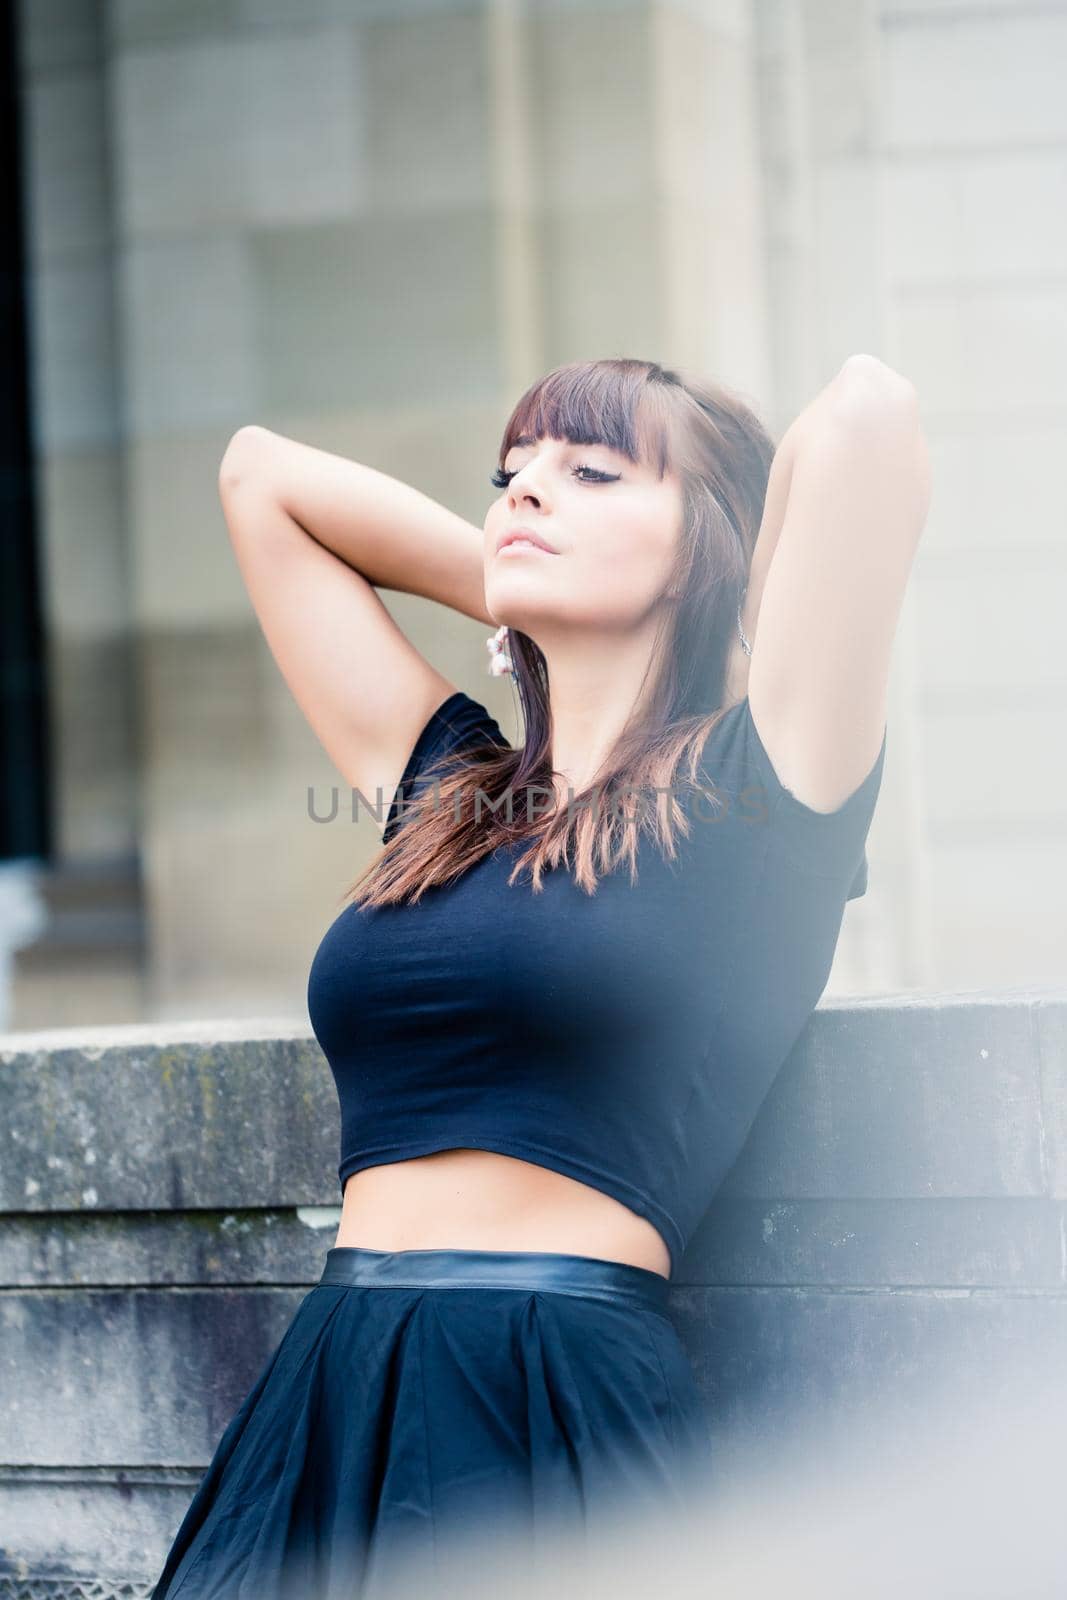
[490,464,621,489]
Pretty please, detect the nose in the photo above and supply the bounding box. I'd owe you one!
[509,469,545,511]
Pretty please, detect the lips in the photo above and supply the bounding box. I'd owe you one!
[497,526,558,555]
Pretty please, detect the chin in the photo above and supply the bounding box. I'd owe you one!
[484,583,558,622]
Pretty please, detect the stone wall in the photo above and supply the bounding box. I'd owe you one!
[1,992,1065,1590]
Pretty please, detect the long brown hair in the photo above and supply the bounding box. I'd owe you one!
[345,358,775,909]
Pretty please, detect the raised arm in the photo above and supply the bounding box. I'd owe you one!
[740,354,932,815]
[218,425,494,810]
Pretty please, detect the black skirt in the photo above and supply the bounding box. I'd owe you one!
[150,1245,714,1599]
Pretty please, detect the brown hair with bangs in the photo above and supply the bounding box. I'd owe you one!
[344,357,776,908]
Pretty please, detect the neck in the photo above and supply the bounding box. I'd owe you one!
[539,623,666,807]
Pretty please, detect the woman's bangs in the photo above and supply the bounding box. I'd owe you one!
[498,361,676,481]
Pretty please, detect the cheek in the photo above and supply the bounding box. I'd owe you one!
[571,514,676,613]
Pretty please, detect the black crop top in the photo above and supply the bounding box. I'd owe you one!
[307,689,887,1277]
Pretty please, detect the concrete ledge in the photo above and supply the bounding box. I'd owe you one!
[3,990,1065,1219]
[1,988,1065,1585]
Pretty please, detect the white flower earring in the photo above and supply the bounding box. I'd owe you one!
[486,624,515,677]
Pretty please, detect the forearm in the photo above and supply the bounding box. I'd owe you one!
[218,425,494,626]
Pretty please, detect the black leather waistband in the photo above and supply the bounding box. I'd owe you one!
[319,1245,670,1313]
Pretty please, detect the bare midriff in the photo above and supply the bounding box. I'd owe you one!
[332,1147,672,1279]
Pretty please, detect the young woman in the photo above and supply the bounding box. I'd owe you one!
[151,356,930,1598]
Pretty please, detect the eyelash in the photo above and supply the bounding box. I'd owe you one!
[490,464,619,489]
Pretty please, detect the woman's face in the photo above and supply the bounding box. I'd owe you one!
[483,434,684,635]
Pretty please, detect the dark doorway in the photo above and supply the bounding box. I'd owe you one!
[0,0,52,864]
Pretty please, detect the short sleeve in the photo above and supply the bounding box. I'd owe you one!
[699,696,886,901]
[382,690,511,845]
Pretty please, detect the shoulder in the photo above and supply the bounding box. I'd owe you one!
[698,694,886,901]
[383,690,511,844]
[410,690,511,765]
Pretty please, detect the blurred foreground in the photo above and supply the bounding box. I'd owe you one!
[376,1345,1067,1600]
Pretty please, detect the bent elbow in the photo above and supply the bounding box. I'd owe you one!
[834,356,920,423]
[218,425,275,499]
